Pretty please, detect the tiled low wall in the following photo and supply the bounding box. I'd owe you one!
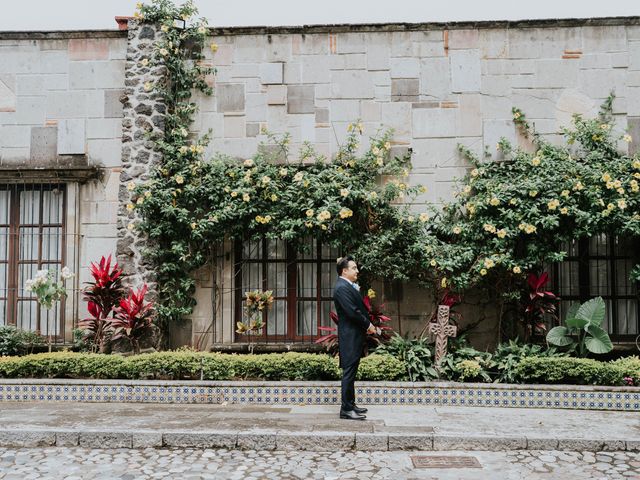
[0,380,638,412]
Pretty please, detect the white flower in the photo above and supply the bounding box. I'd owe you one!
[25,279,34,292]
[60,267,75,280]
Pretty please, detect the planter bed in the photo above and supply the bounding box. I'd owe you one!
[0,379,638,412]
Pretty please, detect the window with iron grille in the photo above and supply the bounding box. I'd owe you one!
[234,238,342,342]
[0,184,66,338]
[552,235,639,341]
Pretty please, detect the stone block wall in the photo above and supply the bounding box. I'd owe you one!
[2,18,639,348]
[0,31,128,326]
[188,19,640,349]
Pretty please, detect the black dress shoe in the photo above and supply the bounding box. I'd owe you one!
[339,409,366,420]
[353,406,368,414]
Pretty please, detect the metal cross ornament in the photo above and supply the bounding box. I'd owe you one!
[428,305,457,365]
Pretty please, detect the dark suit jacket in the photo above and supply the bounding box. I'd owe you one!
[333,277,371,368]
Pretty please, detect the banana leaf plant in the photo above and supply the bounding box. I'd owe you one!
[546,296,613,356]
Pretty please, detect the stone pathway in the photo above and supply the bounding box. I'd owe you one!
[0,447,639,479]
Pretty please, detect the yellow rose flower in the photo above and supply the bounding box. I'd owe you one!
[617,199,627,209]
[143,82,152,91]
[632,160,640,170]
[127,181,136,191]
[175,175,184,185]
[496,229,507,239]
[463,185,472,194]
[243,159,254,167]
[243,193,250,202]
[321,224,327,230]
[529,190,538,197]
[368,191,378,200]
[547,199,560,210]
[560,190,570,198]
[509,198,517,206]
[127,223,135,231]
[602,172,612,182]
[430,259,437,267]
[160,25,169,33]
[560,207,569,215]
[144,191,151,198]
[210,43,219,53]
[140,58,149,67]
[524,224,537,234]
[512,266,521,274]
[159,48,169,56]
[279,168,288,177]
[452,226,462,234]
[340,188,349,197]
[471,168,479,177]
[484,258,495,269]
[623,134,633,143]
[419,213,430,223]
[384,142,391,150]
[483,223,496,233]
[191,222,197,230]
[305,209,314,218]
[367,288,376,299]
[489,197,500,206]
[230,191,237,197]
[339,208,353,219]
[270,194,278,202]
[441,278,447,288]
[531,157,541,166]
[136,197,144,205]
[480,268,488,276]
[574,181,584,191]
[198,25,206,34]
[126,203,134,212]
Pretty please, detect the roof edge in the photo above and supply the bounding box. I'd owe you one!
[1,16,639,39]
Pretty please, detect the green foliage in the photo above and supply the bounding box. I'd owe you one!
[374,334,436,381]
[0,326,45,357]
[515,356,640,386]
[438,347,493,382]
[0,351,403,381]
[132,0,425,334]
[435,93,640,298]
[490,339,567,383]
[546,297,613,356]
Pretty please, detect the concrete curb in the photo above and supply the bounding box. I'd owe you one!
[0,428,637,452]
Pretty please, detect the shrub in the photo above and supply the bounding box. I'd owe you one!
[490,340,567,383]
[0,351,403,382]
[374,334,435,381]
[515,356,633,386]
[0,326,45,356]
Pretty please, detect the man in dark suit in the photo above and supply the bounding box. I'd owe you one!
[333,255,377,420]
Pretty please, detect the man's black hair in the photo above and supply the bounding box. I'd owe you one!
[336,255,355,276]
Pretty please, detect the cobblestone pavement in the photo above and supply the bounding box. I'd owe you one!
[0,448,639,479]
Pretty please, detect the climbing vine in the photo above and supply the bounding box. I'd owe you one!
[130,0,424,336]
[131,0,639,342]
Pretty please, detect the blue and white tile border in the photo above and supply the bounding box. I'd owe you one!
[0,380,637,411]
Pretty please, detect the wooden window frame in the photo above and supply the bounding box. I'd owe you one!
[552,235,639,341]
[1,184,67,337]
[233,239,338,343]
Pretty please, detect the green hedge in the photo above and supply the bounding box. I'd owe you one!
[515,356,640,386]
[0,352,405,381]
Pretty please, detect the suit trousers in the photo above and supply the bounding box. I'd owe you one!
[341,359,360,411]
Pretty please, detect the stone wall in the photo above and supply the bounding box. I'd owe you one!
[2,18,640,347]
[116,21,166,290]
[186,19,640,349]
[0,31,128,334]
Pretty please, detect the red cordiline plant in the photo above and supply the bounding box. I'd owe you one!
[316,293,394,356]
[522,272,558,341]
[111,284,155,355]
[78,255,126,352]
